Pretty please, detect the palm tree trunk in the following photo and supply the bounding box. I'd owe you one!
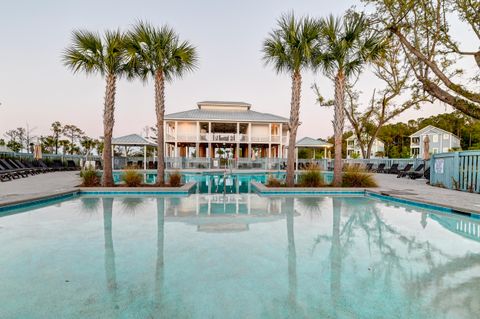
[333,70,345,186]
[155,70,166,186]
[286,71,302,187]
[102,74,116,187]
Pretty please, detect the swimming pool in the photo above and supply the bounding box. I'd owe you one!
[113,171,334,193]
[1,193,479,318]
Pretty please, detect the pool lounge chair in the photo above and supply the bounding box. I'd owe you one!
[0,159,30,177]
[23,160,48,173]
[409,167,430,180]
[36,160,55,172]
[365,163,374,171]
[398,163,423,178]
[11,159,42,175]
[67,160,79,170]
[396,163,413,178]
[387,163,400,174]
[373,163,386,173]
[0,165,21,181]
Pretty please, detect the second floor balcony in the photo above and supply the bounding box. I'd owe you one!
[166,133,285,143]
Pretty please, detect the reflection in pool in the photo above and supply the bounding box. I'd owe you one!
[113,171,334,193]
[0,194,479,318]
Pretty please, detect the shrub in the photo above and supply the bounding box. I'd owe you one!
[81,168,100,187]
[266,176,284,187]
[168,171,182,187]
[121,169,143,187]
[342,167,377,187]
[298,168,324,187]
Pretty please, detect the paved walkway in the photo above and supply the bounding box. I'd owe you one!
[374,174,480,214]
[0,171,80,206]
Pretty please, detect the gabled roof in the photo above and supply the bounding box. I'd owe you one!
[410,125,460,139]
[295,137,332,148]
[346,135,384,144]
[112,134,156,146]
[165,108,289,123]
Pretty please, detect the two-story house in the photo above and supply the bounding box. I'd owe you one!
[346,135,385,159]
[164,101,289,159]
[410,125,461,157]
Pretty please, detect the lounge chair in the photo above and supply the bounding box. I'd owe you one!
[0,159,29,177]
[67,160,79,170]
[11,159,41,175]
[373,163,386,173]
[52,160,69,171]
[399,163,423,178]
[365,163,373,171]
[0,164,20,181]
[387,163,400,174]
[409,167,430,180]
[396,163,413,178]
[36,160,55,172]
[23,160,48,173]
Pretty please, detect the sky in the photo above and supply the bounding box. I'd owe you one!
[0,0,466,141]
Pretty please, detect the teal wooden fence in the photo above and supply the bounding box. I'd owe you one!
[430,151,480,193]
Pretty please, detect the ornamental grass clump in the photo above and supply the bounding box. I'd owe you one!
[80,168,100,187]
[121,169,143,187]
[298,168,325,187]
[168,171,182,187]
[266,176,284,187]
[342,167,377,187]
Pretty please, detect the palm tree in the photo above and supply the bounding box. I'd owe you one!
[263,13,321,187]
[125,21,198,186]
[63,30,127,187]
[315,14,385,186]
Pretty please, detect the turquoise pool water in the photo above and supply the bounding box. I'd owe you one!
[1,194,479,318]
[113,171,334,193]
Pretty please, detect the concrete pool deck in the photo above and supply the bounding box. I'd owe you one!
[1,171,480,214]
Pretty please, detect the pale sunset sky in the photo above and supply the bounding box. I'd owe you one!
[1,0,470,141]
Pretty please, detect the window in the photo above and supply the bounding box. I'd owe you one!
[432,148,438,154]
[432,134,438,143]
[443,147,449,153]
[443,133,449,140]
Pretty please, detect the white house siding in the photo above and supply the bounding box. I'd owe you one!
[410,125,461,158]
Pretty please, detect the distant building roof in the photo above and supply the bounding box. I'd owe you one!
[296,137,332,148]
[112,134,156,146]
[410,125,460,139]
[165,101,289,123]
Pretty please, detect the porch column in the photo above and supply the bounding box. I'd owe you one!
[111,145,114,170]
[143,145,147,170]
[208,122,212,159]
[279,123,283,159]
[236,122,240,159]
[295,147,298,171]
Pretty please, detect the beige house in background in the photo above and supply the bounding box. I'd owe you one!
[163,101,289,159]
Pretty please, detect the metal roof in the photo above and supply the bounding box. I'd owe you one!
[165,108,289,123]
[409,125,460,139]
[296,137,332,148]
[112,134,156,146]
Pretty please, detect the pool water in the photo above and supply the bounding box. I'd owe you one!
[1,194,479,318]
[113,171,334,193]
